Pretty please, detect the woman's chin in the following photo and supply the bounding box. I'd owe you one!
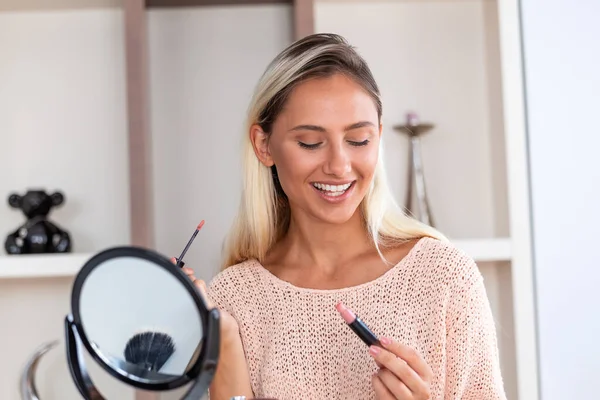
[311,206,361,226]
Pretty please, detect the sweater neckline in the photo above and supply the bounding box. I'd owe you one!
[252,237,428,294]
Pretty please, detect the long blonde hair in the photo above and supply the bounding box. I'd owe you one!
[221,33,446,270]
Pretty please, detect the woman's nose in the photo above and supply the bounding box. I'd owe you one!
[323,145,351,177]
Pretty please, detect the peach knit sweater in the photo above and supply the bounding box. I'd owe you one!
[207,237,507,400]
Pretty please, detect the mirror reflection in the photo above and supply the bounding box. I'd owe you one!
[78,256,203,382]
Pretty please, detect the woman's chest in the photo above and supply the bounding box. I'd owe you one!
[245,317,378,399]
[234,290,448,400]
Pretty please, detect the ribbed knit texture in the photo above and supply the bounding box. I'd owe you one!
[207,237,506,400]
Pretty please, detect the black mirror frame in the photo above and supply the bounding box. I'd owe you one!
[64,246,220,399]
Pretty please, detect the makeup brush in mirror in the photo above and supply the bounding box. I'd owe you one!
[123,330,176,372]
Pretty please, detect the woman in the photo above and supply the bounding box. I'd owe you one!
[183,33,506,400]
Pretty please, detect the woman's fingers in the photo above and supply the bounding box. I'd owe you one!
[182,268,196,279]
[380,338,432,381]
[194,278,207,293]
[372,373,395,400]
[195,280,213,306]
[370,346,423,395]
[171,257,214,308]
[369,338,433,399]
[377,369,412,399]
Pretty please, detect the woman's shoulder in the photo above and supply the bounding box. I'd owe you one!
[205,259,268,316]
[411,237,488,318]
[206,258,273,303]
[207,258,264,289]
[413,236,483,287]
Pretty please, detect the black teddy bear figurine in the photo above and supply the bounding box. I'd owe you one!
[4,189,72,255]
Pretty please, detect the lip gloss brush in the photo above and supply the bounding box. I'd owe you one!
[174,220,205,268]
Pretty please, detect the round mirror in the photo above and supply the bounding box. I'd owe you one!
[64,246,220,400]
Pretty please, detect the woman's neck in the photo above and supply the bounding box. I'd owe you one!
[275,210,373,276]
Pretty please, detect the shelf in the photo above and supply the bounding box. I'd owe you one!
[451,238,511,263]
[0,253,93,279]
[0,238,511,280]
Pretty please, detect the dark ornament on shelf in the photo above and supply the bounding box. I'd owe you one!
[4,189,72,255]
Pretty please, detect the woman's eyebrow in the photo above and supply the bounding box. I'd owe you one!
[288,121,375,133]
[289,124,326,133]
[344,121,376,131]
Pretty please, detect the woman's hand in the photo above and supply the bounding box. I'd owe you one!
[369,337,433,400]
[173,259,254,400]
[175,260,240,343]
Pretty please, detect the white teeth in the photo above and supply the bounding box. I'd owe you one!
[312,182,353,196]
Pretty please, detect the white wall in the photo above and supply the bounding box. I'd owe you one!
[0,8,131,254]
[520,1,600,399]
[0,8,134,399]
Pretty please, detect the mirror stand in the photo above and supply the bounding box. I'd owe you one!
[62,246,222,400]
[65,315,101,399]
[65,309,221,400]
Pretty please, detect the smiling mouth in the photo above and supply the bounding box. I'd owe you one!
[311,181,355,197]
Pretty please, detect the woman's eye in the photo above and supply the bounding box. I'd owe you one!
[298,141,322,149]
[348,139,370,147]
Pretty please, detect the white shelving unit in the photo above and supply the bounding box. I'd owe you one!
[452,238,512,263]
[0,238,510,280]
[0,253,93,279]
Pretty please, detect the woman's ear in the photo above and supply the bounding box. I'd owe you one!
[250,124,274,167]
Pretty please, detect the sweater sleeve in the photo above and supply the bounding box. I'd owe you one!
[444,259,507,400]
[206,270,235,315]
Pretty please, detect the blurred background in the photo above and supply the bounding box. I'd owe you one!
[0,0,598,399]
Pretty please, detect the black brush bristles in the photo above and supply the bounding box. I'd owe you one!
[123,331,175,372]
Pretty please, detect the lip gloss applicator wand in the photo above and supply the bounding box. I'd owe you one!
[174,220,205,268]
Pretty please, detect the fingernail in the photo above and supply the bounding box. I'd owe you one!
[369,346,380,356]
[380,337,391,346]
[173,257,185,267]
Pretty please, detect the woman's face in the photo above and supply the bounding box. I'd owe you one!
[251,73,382,225]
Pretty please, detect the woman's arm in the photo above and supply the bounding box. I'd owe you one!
[208,327,254,400]
[181,267,254,400]
[444,261,507,400]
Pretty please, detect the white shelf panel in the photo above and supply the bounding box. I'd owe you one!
[0,238,512,280]
[0,253,93,279]
[451,237,512,262]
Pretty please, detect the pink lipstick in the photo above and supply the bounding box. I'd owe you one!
[335,302,380,347]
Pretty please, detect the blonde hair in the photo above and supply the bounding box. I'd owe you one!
[221,33,446,270]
